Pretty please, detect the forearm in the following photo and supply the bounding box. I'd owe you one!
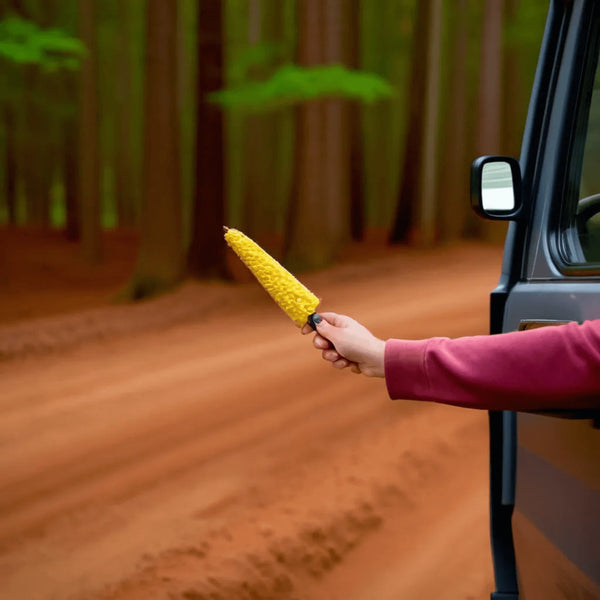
[385,320,600,411]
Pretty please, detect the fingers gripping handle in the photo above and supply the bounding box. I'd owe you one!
[307,312,337,352]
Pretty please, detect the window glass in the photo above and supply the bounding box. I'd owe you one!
[563,41,600,266]
[578,58,600,263]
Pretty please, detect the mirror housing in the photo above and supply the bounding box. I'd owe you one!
[471,156,522,220]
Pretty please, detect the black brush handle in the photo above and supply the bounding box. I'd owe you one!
[307,312,321,330]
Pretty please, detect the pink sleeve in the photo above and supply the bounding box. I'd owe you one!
[384,319,600,411]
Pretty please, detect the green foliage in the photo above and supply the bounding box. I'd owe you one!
[0,16,86,71]
[210,63,394,110]
[228,41,287,82]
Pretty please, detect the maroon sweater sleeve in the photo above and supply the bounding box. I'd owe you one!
[384,319,600,411]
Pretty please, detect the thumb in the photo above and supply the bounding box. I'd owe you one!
[314,316,340,346]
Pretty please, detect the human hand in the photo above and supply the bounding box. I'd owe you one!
[301,312,385,377]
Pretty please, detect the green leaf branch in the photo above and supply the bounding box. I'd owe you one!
[210,63,394,111]
[0,16,86,71]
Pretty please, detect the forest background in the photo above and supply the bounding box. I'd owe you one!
[0,0,548,301]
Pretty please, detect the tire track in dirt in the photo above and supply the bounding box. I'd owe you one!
[94,409,490,600]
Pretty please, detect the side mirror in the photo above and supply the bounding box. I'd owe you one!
[471,156,522,220]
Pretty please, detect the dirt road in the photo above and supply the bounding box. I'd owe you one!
[0,241,502,600]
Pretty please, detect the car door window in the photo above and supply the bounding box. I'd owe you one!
[578,58,600,263]
[559,32,600,267]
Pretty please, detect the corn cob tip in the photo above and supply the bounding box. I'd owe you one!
[223,226,230,233]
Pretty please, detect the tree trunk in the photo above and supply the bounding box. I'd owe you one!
[502,0,523,158]
[477,0,503,155]
[284,0,351,270]
[114,0,136,228]
[187,0,227,278]
[322,0,351,252]
[22,0,58,229]
[4,106,17,224]
[239,0,288,254]
[63,75,81,241]
[477,0,506,242]
[439,0,469,242]
[242,0,268,241]
[79,0,101,262]
[417,0,443,246]
[128,0,184,297]
[22,67,53,227]
[284,0,325,270]
[1,0,24,226]
[349,0,364,241]
[390,0,431,243]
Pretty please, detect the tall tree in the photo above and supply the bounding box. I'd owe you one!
[177,0,199,249]
[0,0,17,226]
[187,0,227,278]
[79,0,101,261]
[3,105,17,224]
[241,0,271,242]
[63,70,80,240]
[477,0,506,242]
[284,0,351,270]
[477,0,503,156]
[322,0,351,249]
[439,0,469,242]
[58,1,81,240]
[16,1,58,227]
[238,0,291,254]
[349,0,364,241]
[284,0,325,269]
[22,73,54,226]
[128,0,184,297]
[1,0,18,225]
[390,0,431,243]
[502,0,524,158]
[417,0,443,246]
[114,0,136,228]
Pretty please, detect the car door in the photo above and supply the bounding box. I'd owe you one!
[472,1,600,598]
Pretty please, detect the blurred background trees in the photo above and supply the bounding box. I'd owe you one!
[0,0,548,298]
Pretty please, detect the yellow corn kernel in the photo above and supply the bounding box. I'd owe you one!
[224,227,320,326]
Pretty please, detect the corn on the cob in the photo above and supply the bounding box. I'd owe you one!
[224,227,320,326]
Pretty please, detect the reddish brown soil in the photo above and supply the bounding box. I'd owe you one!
[0,228,504,599]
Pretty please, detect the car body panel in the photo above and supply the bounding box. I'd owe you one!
[480,1,600,598]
